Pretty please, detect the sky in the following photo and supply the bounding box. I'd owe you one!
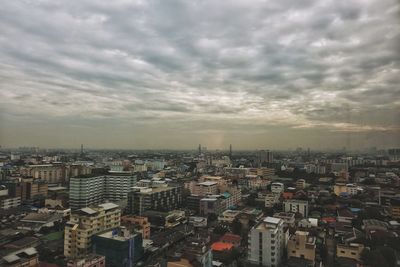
[0,0,399,150]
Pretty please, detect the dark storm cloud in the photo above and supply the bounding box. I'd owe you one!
[0,0,399,149]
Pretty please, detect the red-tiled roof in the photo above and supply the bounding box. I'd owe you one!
[282,192,294,199]
[220,233,241,243]
[211,242,234,251]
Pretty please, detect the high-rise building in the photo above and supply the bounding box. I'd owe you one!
[5,178,48,204]
[248,217,285,267]
[64,202,121,258]
[69,174,137,210]
[127,186,181,215]
[258,150,274,166]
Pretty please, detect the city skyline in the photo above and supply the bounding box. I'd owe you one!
[0,0,399,149]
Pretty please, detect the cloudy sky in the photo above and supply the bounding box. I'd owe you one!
[0,0,399,150]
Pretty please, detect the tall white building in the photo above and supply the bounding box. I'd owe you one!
[69,174,137,210]
[248,217,285,267]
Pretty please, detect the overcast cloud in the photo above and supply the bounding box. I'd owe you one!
[0,0,399,150]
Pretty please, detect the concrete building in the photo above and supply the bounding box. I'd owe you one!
[346,184,358,195]
[336,243,364,261]
[19,212,63,232]
[258,150,274,166]
[193,181,218,196]
[0,195,21,209]
[273,212,296,228]
[199,197,224,216]
[5,178,48,204]
[287,231,316,266]
[181,237,213,267]
[69,174,137,210]
[271,182,284,195]
[257,168,275,177]
[21,164,65,183]
[121,215,151,239]
[296,179,306,190]
[218,210,241,224]
[1,247,39,267]
[67,254,106,267]
[265,193,279,208]
[127,186,181,215]
[248,217,285,267]
[92,226,143,266]
[64,203,121,258]
[283,200,309,218]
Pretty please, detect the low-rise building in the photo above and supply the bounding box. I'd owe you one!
[67,254,106,267]
[271,182,284,195]
[265,193,279,208]
[218,210,241,224]
[296,179,306,190]
[287,231,316,266]
[273,212,295,228]
[1,247,39,267]
[336,243,364,261]
[121,215,151,239]
[283,200,309,218]
[92,226,144,266]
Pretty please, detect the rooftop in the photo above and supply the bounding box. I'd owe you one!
[264,217,282,225]
[198,181,218,186]
[211,242,233,251]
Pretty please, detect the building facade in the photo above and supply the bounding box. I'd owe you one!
[64,203,121,258]
[69,174,137,210]
[248,217,285,267]
[127,186,181,215]
[283,200,309,218]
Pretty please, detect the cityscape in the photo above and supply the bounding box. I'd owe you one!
[0,0,399,267]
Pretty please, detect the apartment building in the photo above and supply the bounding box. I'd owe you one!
[265,193,280,208]
[296,179,306,190]
[193,181,218,196]
[64,203,121,258]
[5,178,48,204]
[127,186,181,215]
[287,231,316,265]
[271,182,284,195]
[218,209,241,224]
[283,200,309,218]
[248,217,285,267]
[69,174,137,210]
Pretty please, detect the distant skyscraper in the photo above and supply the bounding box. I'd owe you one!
[80,144,83,155]
[198,144,202,155]
[258,150,273,166]
[229,144,232,159]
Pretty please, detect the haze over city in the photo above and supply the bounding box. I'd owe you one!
[0,0,399,149]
